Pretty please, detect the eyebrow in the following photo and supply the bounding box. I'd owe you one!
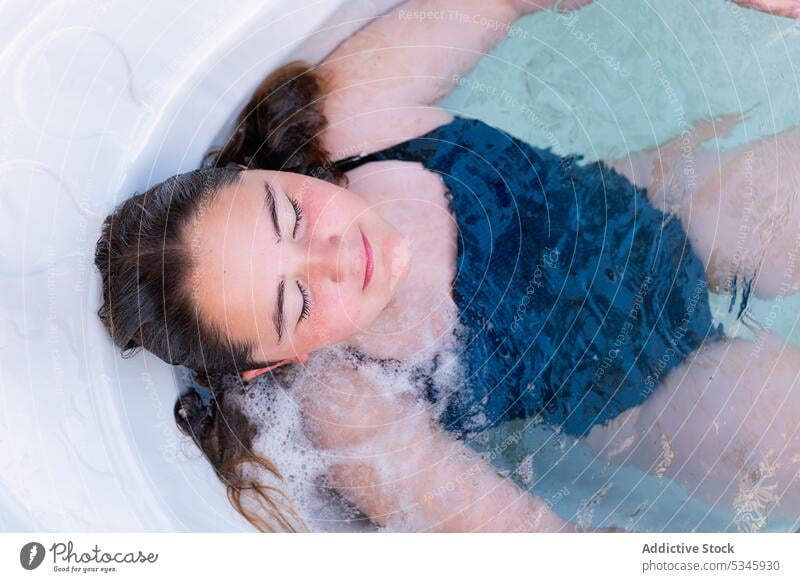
[264,180,281,239]
[264,180,285,343]
[273,279,285,344]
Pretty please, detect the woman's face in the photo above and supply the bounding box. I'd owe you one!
[186,169,411,363]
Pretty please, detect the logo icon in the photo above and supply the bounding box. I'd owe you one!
[20,542,46,570]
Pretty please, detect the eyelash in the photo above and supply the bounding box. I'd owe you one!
[289,196,303,238]
[296,280,311,323]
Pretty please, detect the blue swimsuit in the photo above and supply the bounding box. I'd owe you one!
[335,116,721,441]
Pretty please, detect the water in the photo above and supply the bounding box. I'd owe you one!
[438,0,800,532]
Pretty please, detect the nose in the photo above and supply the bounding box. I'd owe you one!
[294,234,348,283]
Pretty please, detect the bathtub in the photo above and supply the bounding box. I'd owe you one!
[0,0,399,532]
[5,0,800,535]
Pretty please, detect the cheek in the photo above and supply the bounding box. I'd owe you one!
[302,285,367,345]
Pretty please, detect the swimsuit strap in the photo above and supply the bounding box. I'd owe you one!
[333,151,386,173]
[332,116,472,172]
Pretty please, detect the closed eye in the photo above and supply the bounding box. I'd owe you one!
[296,280,311,325]
[289,196,303,238]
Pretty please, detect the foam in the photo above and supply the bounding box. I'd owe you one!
[235,323,469,531]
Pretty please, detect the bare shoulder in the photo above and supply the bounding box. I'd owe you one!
[292,354,422,450]
[344,159,451,208]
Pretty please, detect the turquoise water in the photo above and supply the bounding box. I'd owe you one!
[439,0,800,532]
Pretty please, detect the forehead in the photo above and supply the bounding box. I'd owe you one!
[184,170,277,348]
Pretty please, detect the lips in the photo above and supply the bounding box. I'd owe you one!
[361,228,374,290]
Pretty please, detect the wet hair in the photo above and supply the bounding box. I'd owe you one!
[204,60,346,185]
[175,372,301,532]
[95,61,340,532]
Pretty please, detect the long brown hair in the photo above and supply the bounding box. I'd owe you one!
[95,61,340,531]
[204,60,345,184]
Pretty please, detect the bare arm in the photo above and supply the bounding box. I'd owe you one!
[328,417,574,532]
[315,0,797,157]
[293,360,578,532]
[731,0,800,17]
[317,0,593,158]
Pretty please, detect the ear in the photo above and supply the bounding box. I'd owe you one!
[242,353,309,382]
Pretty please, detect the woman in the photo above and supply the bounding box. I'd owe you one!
[95,0,800,531]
